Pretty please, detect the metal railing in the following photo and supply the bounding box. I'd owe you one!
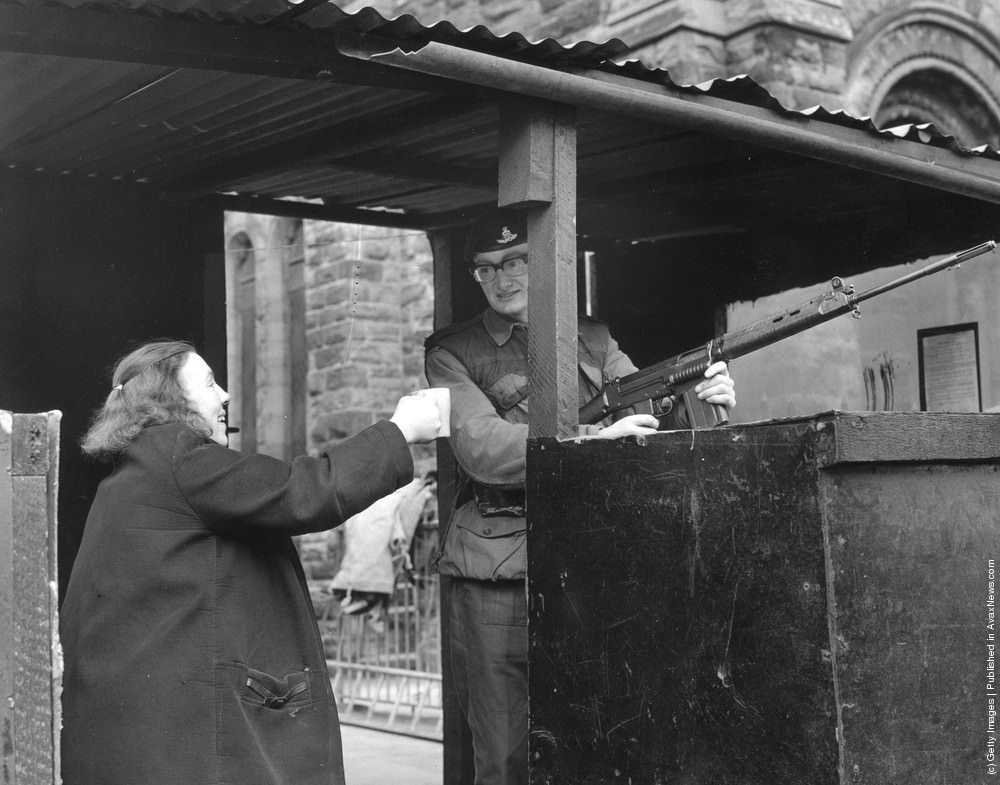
[320,523,443,739]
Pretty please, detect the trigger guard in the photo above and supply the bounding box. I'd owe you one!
[652,397,676,416]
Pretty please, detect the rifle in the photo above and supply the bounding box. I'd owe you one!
[579,240,997,429]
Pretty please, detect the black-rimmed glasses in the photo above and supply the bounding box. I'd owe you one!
[470,256,528,283]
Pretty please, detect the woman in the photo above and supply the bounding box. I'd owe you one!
[60,340,440,785]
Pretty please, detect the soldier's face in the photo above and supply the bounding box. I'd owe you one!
[474,242,529,323]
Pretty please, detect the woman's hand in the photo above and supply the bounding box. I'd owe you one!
[390,393,443,444]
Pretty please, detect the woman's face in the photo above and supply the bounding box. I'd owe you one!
[177,352,231,446]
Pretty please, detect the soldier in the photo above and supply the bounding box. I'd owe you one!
[425,210,736,784]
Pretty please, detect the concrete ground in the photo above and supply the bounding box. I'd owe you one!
[341,724,443,785]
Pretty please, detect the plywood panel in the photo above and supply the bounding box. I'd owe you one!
[822,463,998,783]
[527,421,838,784]
[2,411,61,785]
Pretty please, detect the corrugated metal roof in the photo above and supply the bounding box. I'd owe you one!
[6,0,630,62]
[1,0,998,266]
[5,0,997,163]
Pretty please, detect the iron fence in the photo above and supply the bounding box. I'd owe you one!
[319,521,442,739]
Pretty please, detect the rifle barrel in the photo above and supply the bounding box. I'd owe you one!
[718,240,996,362]
[851,240,996,306]
[578,239,996,425]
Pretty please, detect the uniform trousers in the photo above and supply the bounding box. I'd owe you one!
[447,577,528,785]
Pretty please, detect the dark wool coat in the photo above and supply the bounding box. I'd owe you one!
[60,420,413,785]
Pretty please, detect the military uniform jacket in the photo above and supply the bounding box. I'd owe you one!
[60,420,413,785]
[424,308,638,581]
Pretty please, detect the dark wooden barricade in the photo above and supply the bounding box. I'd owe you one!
[527,412,999,784]
[1,411,62,785]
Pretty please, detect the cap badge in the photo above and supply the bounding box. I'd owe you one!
[497,226,518,245]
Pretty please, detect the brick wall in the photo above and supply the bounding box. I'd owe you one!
[299,221,437,581]
[303,222,435,461]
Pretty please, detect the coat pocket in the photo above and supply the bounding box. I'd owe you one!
[240,666,312,709]
[215,662,341,785]
[446,514,526,581]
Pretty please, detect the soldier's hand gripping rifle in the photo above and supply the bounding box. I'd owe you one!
[579,240,997,429]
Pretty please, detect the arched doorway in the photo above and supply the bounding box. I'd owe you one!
[874,64,1000,148]
[845,9,1000,148]
[226,230,256,453]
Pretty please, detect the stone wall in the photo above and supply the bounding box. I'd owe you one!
[302,222,436,581]
[303,222,435,463]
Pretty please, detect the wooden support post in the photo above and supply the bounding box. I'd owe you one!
[428,228,477,785]
[499,100,578,439]
[1,413,13,782]
[429,229,456,330]
[1,410,62,785]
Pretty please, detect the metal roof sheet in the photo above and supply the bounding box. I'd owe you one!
[6,0,630,62]
[4,0,997,163]
[1,0,998,272]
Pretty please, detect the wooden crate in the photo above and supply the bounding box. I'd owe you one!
[527,412,999,784]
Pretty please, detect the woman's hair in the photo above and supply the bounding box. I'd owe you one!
[81,340,212,462]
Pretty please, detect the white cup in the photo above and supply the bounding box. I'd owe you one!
[416,387,451,438]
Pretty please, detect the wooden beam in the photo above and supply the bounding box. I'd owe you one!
[198,193,487,234]
[326,152,496,191]
[498,100,555,207]
[499,102,579,438]
[208,194,433,229]
[364,41,1000,205]
[0,413,12,784]
[0,4,443,92]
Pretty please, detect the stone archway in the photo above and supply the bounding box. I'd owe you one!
[843,7,1000,148]
[873,63,999,146]
[225,216,307,460]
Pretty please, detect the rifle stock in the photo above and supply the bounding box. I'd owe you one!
[580,240,997,427]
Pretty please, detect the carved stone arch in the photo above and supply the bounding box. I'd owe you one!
[843,7,1000,147]
[874,59,1000,147]
[224,228,258,452]
[275,216,307,458]
[277,215,303,251]
[227,229,253,256]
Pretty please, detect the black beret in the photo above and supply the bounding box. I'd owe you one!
[464,209,528,262]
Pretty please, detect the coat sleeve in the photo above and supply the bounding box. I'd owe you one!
[171,420,413,536]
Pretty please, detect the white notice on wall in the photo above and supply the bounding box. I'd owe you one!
[920,326,981,412]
